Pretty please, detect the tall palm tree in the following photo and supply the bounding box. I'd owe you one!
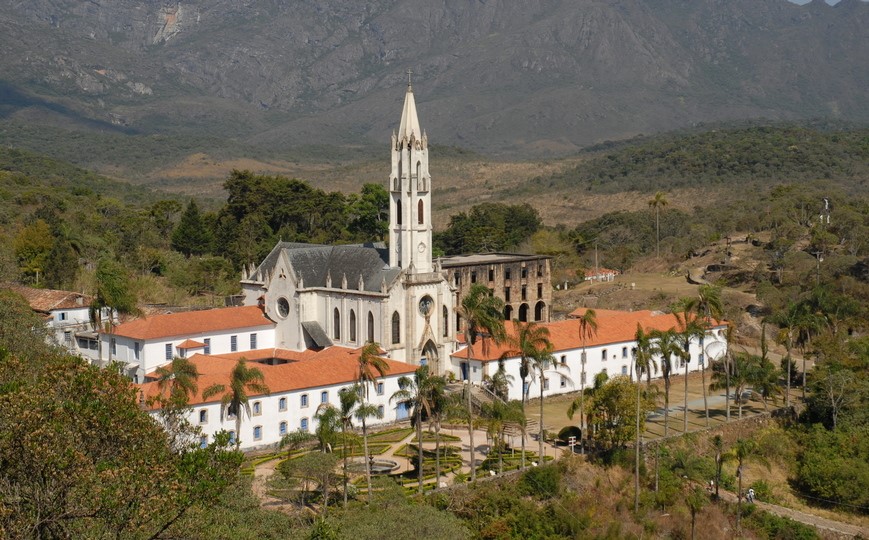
[154,356,200,405]
[502,320,551,465]
[391,364,446,494]
[354,402,382,506]
[576,309,598,454]
[651,328,679,437]
[455,283,505,482]
[335,386,360,507]
[693,284,723,426]
[504,320,552,404]
[674,307,705,433]
[632,324,656,513]
[529,346,565,462]
[202,358,270,449]
[724,439,770,532]
[710,352,752,419]
[648,191,669,258]
[355,342,389,504]
[718,322,737,421]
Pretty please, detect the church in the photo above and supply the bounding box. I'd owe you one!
[237,78,455,372]
[98,79,456,382]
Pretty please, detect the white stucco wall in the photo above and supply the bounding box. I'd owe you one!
[165,374,413,451]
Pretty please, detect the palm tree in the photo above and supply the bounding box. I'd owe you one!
[354,401,382,506]
[633,324,656,513]
[530,346,565,462]
[693,284,723,427]
[355,342,389,504]
[651,328,680,437]
[455,283,506,482]
[202,358,270,449]
[576,308,598,454]
[674,308,705,433]
[724,439,770,532]
[502,320,551,465]
[648,191,669,258]
[153,356,200,405]
[391,364,446,494]
[718,323,737,421]
[481,399,525,474]
[711,434,724,500]
[710,352,752,419]
[335,386,360,507]
[685,485,708,540]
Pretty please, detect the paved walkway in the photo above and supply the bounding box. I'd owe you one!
[719,489,869,538]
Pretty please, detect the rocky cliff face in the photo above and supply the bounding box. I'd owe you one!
[0,0,866,155]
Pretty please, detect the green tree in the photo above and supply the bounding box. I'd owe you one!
[391,364,446,494]
[43,238,79,290]
[153,355,200,405]
[711,352,753,419]
[648,191,668,258]
[651,328,680,436]
[576,308,598,454]
[0,289,54,361]
[172,199,213,257]
[92,256,137,361]
[693,284,724,426]
[725,439,770,532]
[501,319,551,466]
[674,309,705,432]
[633,324,657,513]
[356,341,389,504]
[334,386,361,507]
[481,399,526,475]
[530,348,567,461]
[202,359,270,448]
[354,401,383,506]
[348,183,389,241]
[13,218,54,284]
[455,283,506,482]
[685,485,708,540]
[588,376,655,451]
[0,350,241,538]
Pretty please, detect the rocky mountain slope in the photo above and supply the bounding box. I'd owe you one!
[1,0,867,158]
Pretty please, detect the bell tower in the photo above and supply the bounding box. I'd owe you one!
[389,70,433,273]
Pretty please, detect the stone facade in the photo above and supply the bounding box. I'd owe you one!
[439,253,552,326]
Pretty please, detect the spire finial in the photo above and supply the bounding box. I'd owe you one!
[406,68,413,90]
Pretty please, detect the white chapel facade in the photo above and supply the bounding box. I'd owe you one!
[237,80,455,373]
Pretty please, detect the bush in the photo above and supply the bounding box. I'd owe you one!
[520,463,561,499]
[745,509,819,540]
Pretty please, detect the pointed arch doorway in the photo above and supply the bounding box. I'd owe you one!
[420,340,440,374]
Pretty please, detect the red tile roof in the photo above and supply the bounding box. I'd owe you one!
[138,346,416,408]
[456,308,726,362]
[177,339,206,349]
[7,285,93,312]
[111,305,273,340]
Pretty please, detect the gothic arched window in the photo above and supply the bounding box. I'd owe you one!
[391,311,401,344]
[417,199,424,225]
[442,306,449,337]
[333,308,341,340]
[367,311,375,343]
[349,310,357,343]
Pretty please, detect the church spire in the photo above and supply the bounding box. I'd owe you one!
[398,69,421,143]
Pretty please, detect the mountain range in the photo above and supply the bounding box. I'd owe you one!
[1,0,867,159]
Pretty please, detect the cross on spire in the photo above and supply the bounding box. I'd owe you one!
[406,68,413,89]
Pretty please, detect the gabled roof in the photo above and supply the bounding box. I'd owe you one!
[111,306,273,340]
[138,346,417,408]
[7,285,92,313]
[177,339,206,350]
[455,308,726,363]
[248,242,400,293]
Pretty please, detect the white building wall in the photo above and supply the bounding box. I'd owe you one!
[105,325,277,380]
[176,374,412,451]
[455,327,728,403]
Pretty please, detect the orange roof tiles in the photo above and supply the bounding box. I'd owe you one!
[138,346,416,408]
[111,305,273,340]
[177,339,206,349]
[7,285,93,312]
[456,308,726,362]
